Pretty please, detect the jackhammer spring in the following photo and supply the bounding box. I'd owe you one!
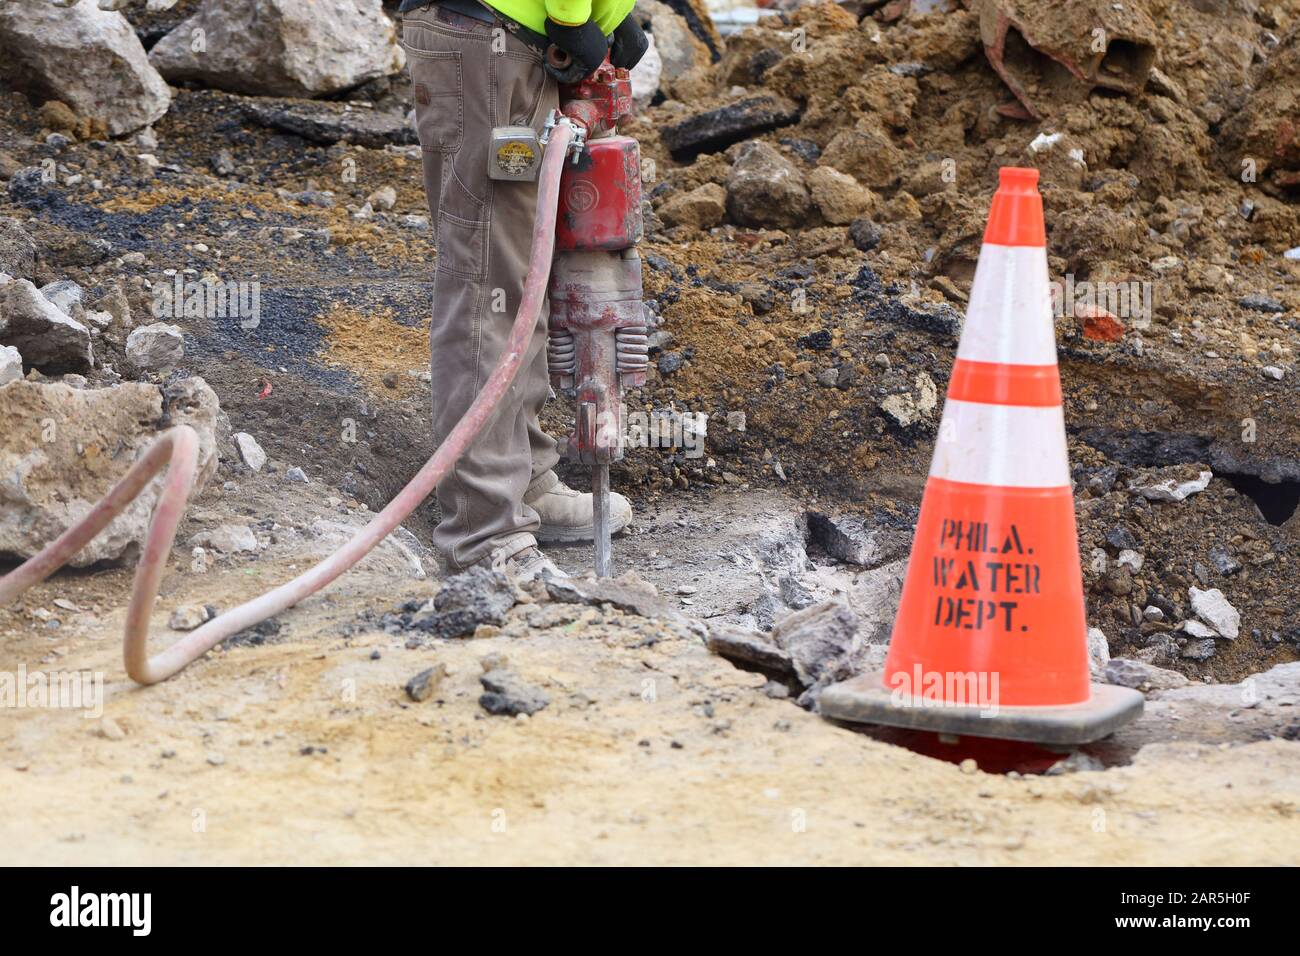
[547,330,577,375]
[615,325,649,373]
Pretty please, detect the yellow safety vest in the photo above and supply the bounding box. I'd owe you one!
[484,0,635,35]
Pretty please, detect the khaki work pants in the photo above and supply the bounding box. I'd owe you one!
[403,5,561,569]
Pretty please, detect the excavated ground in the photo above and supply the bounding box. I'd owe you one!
[2,476,1298,865]
[2,0,1299,863]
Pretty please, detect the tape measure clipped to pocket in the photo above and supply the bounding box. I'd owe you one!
[489,126,542,181]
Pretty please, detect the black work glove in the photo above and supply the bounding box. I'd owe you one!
[544,19,609,83]
[610,15,649,70]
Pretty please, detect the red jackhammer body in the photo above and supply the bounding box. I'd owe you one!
[547,65,648,576]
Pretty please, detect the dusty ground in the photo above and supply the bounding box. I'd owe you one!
[3,479,1298,865]
[2,0,1300,864]
[2,557,1297,865]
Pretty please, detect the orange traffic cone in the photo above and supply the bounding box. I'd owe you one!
[821,167,1142,745]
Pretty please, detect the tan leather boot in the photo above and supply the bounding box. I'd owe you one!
[525,471,632,544]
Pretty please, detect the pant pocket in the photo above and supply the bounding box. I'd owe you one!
[436,210,488,280]
[404,40,463,152]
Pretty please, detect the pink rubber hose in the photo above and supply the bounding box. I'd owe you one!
[0,121,576,685]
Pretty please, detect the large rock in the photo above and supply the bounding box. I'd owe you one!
[725,141,810,230]
[0,278,94,374]
[633,0,711,80]
[0,377,220,567]
[807,166,877,225]
[126,322,184,370]
[658,182,726,230]
[0,218,36,280]
[0,1,171,136]
[149,0,405,99]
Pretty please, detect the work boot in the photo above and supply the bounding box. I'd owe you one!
[526,472,632,544]
[485,542,567,585]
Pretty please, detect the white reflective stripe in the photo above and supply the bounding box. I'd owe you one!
[956,244,1057,367]
[929,399,1071,488]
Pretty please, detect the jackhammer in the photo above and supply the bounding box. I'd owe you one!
[0,65,648,684]
[545,64,648,577]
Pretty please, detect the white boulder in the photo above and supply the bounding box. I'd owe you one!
[149,0,405,99]
[0,0,171,136]
[0,278,94,373]
[126,322,185,370]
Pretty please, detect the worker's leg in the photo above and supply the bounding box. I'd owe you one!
[405,7,559,570]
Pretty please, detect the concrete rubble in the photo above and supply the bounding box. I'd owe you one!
[0,278,94,373]
[0,0,171,136]
[149,0,405,99]
[0,377,219,565]
[125,322,184,371]
[1189,586,1241,639]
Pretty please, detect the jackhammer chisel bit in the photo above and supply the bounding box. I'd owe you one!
[547,63,646,577]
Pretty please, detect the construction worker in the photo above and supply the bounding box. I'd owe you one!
[398,0,648,579]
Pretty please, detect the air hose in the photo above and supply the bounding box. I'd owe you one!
[0,120,578,686]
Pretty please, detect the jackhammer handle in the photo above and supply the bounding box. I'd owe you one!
[544,44,575,82]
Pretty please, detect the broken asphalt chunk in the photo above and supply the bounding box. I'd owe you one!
[660,94,801,159]
[705,623,796,678]
[806,510,912,569]
[544,572,671,619]
[242,100,417,148]
[409,566,516,639]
